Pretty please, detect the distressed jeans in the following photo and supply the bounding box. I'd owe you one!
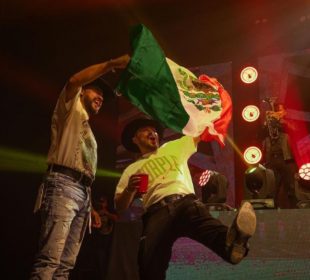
[30,172,91,280]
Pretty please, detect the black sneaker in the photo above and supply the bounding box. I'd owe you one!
[226,201,256,264]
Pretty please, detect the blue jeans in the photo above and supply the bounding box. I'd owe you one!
[31,172,91,280]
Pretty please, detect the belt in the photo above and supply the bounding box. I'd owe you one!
[147,194,195,213]
[47,164,93,187]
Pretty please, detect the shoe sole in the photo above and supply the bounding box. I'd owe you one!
[236,202,256,237]
[227,202,256,264]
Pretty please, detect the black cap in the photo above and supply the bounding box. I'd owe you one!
[121,118,164,153]
[84,78,114,100]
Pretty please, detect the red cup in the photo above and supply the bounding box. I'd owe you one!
[137,174,149,194]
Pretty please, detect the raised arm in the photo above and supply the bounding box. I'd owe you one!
[64,54,130,102]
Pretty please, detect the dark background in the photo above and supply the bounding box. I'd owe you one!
[1,0,310,278]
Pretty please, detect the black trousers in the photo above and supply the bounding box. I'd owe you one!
[138,195,229,280]
[267,157,297,208]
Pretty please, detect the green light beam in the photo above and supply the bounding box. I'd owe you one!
[0,146,121,178]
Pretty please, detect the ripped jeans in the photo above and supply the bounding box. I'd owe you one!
[30,172,91,280]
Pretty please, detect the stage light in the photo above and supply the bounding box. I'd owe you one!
[240,66,258,84]
[242,105,260,122]
[295,163,310,207]
[298,163,310,181]
[200,171,228,204]
[243,164,276,209]
[243,146,262,164]
[295,163,310,202]
[244,166,264,196]
[198,169,212,187]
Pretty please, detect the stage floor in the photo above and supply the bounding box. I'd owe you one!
[167,209,310,280]
[72,208,310,279]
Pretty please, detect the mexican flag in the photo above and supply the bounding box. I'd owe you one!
[116,24,232,146]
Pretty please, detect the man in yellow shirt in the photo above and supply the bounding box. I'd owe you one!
[115,118,257,280]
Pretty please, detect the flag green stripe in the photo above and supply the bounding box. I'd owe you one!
[117,24,189,132]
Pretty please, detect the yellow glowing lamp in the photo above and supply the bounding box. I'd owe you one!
[243,146,262,164]
[242,105,260,122]
[240,66,258,84]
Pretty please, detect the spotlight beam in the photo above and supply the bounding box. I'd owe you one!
[0,146,121,178]
[226,134,244,160]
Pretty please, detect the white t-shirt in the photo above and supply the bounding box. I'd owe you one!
[115,136,197,209]
[47,88,97,178]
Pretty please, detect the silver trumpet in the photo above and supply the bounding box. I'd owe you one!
[263,97,280,140]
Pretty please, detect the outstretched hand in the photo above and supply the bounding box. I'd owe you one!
[111,54,130,69]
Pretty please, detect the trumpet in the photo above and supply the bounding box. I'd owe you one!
[266,112,280,140]
[263,97,282,140]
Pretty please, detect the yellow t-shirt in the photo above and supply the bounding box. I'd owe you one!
[47,88,97,178]
[115,136,197,209]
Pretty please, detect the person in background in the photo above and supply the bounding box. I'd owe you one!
[262,101,298,208]
[94,195,118,279]
[95,195,118,235]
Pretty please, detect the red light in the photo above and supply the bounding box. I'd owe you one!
[198,170,212,187]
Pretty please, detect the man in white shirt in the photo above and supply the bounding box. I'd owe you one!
[31,54,130,279]
[115,118,257,280]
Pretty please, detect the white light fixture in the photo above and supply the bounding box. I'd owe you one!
[242,105,260,122]
[299,163,310,181]
[243,146,262,164]
[240,66,258,84]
